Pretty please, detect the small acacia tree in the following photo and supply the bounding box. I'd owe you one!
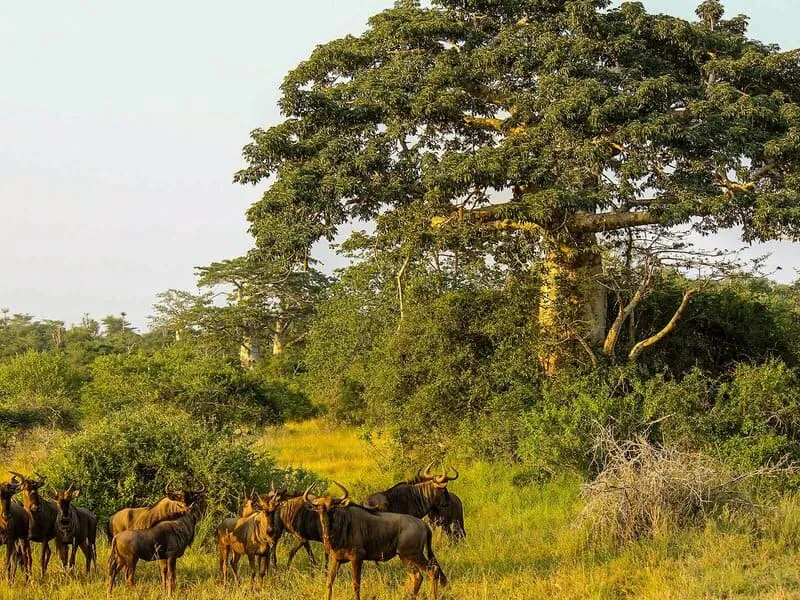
[237,0,800,374]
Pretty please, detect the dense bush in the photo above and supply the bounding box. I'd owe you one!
[42,405,315,522]
[0,351,80,429]
[80,345,287,429]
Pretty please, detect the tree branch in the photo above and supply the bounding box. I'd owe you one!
[628,288,699,362]
[568,211,661,234]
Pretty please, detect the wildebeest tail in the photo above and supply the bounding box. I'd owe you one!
[425,526,448,587]
[108,536,118,572]
[105,519,113,542]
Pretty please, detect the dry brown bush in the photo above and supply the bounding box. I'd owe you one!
[578,428,789,543]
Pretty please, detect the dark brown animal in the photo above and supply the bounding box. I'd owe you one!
[274,490,324,567]
[362,463,458,518]
[10,471,63,577]
[427,490,466,541]
[217,491,283,584]
[306,482,446,600]
[107,500,203,596]
[0,477,32,584]
[53,486,98,573]
[106,482,205,539]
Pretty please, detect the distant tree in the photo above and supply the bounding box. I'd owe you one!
[196,257,330,368]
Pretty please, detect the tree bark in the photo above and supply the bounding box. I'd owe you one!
[628,288,698,362]
[239,330,261,369]
[538,236,607,376]
[272,316,286,356]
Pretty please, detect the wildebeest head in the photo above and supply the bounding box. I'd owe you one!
[164,481,207,506]
[54,485,80,529]
[9,471,47,513]
[303,481,350,552]
[0,475,21,517]
[413,462,459,507]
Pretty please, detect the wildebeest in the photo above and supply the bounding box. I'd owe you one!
[273,489,324,567]
[107,499,203,596]
[217,490,283,584]
[0,477,32,584]
[362,463,459,519]
[106,482,206,540]
[10,471,63,577]
[52,485,98,573]
[305,482,446,600]
[427,490,466,541]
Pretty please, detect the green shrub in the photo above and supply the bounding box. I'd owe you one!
[0,350,79,399]
[80,345,286,429]
[42,405,315,522]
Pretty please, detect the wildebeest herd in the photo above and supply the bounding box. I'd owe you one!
[0,463,463,599]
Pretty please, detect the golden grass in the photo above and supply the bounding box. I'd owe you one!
[3,421,800,599]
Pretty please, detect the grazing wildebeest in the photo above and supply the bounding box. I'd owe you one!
[362,463,459,519]
[0,477,32,584]
[107,500,203,596]
[217,490,284,584]
[274,489,324,567]
[305,482,446,600]
[52,486,98,573]
[427,490,466,541]
[10,471,63,577]
[106,482,206,539]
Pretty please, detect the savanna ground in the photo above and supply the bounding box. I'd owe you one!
[4,420,800,600]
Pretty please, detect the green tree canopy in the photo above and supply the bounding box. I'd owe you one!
[237,0,800,373]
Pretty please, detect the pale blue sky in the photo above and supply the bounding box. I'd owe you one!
[1,1,798,330]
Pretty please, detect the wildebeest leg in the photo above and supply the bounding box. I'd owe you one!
[78,540,91,573]
[69,539,79,569]
[287,539,303,567]
[247,553,257,584]
[219,542,228,584]
[351,559,363,600]
[324,554,340,600]
[5,540,16,584]
[167,556,177,596]
[41,540,52,576]
[125,558,137,588]
[159,559,168,592]
[270,542,278,569]
[258,552,268,582]
[231,552,242,585]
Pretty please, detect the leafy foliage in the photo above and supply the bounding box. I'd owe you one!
[42,405,315,522]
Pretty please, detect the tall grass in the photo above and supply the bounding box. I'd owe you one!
[3,420,800,599]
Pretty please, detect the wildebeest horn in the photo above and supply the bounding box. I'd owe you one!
[8,471,25,483]
[302,482,317,504]
[332,481,350,502]
[270,480,276,492]
[34,471,47,484]
[165,480,176,495]
[423,461,435,479]
[446,466,459,481]
[195,482,206,494]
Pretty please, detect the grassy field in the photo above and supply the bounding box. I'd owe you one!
[3,420,800,599]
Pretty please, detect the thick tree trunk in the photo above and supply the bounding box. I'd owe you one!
[239,332,261,369]
[272,327,285,356]
[538,237,606,376]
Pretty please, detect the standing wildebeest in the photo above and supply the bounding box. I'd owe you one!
[427,490,466,541]
[362,463,459,519]
[0,477,32,584]
[305,482,446,600]
[10,471,63,577]
[217,490,284,584]
[52,486,98,573]
[273,489,324,567]
[106,482,205,540]
[107,500,203,596]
